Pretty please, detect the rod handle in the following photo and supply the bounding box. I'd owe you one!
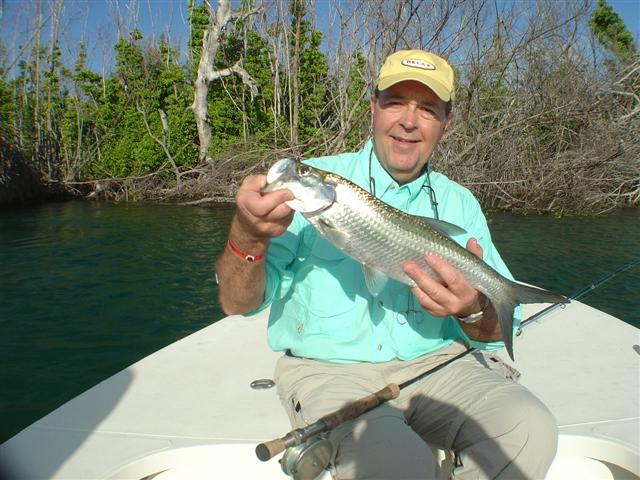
[255,438,286,462]
[255,383,400,462]
[321,383,400,428]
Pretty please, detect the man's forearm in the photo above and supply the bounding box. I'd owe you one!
[215,220,269,315]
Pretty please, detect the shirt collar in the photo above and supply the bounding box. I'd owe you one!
[366,139,429,201]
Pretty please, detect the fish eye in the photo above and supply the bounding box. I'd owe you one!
[299,165,311,175]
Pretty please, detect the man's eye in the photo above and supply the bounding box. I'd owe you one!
[419,107,439,119]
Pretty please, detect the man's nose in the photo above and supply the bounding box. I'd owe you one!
[400,105,418,129]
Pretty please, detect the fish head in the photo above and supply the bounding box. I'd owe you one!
[263,158,336,213]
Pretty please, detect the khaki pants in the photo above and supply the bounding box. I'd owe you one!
[274,343,557,480]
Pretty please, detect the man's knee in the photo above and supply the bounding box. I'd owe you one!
[332,410,437,480]
[453,386,558,479]
[518,392,558,470]
[512,389,558,456]
[494,392,558,479]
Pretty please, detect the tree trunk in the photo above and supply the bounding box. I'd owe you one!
[190,0,259,163]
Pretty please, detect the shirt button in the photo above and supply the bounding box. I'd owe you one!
[378,300,384,308]
[376,344,383,351]
[389,184,396,190]
[296,323,303,334]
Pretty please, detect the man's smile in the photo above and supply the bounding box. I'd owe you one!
[390,135,420,144]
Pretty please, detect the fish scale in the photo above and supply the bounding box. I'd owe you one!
[263,158,568,360]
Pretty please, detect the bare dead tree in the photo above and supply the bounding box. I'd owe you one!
[190,0,260,163]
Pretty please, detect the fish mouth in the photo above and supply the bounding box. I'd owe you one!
[265,158,297,189]
[263,159,336,213]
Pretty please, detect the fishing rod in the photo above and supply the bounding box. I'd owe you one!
[515,257,640,333]
[255,258,640,464]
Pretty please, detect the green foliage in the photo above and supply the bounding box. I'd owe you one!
[73,43,102,100]
[88,32,197,177]
[59,42,102,180]
[297,29,329,141]
[242,30,277,138]
[1,0,338,186]
[289,0,329,143]
[589,0,638,64]
[343,50,370,149]
[187,0,209,79]
[0,76,17,142]
[44,45,62,98]
[204,19,283,154]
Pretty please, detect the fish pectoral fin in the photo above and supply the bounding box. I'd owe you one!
[318,217,350,249]
[415,216,467,237]
[363,265,389,297]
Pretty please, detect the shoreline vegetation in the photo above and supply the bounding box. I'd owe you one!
[1,0,638,215]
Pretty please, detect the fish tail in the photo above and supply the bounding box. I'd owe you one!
[493,282,568,361]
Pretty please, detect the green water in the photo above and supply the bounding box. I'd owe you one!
[1,202,638,443]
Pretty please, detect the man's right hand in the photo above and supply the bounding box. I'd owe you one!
[233,174,295,242]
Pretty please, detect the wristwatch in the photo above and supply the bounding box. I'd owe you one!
[455,310,484,324]
[455,296,488,324]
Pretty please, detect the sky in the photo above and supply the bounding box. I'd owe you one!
[0,0,638,77]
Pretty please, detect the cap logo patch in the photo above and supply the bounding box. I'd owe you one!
[401,58,435,70]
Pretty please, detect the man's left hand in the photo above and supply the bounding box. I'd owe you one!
[401,238,485,318]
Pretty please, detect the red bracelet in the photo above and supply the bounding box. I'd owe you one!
[227,239,265,262]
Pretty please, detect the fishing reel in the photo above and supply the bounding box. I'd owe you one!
[280,434,333,480]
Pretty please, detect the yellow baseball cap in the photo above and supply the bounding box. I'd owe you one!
[377,49,455,101]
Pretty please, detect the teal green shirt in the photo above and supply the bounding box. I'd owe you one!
[251,140,519,363]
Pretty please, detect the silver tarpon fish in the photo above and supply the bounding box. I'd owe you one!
[263,158,568,360]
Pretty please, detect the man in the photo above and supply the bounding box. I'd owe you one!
[215,50,557,479]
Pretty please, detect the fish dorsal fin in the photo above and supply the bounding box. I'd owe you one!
[415,216,467,238]
[363,265,388,297]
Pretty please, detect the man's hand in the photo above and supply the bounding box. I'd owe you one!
[234,175,295,241]
[401,238,502,341]
[402,238,484,318]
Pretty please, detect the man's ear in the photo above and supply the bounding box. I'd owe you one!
[443,112,453,132]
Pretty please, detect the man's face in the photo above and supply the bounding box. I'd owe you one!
[370,80,452,185]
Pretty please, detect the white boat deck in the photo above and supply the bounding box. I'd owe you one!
[1,300,638,479]
[500,302,639,454]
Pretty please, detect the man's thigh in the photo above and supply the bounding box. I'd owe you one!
[391,351,557,479]
[274,355,389,427]
[274,355,439,479]
[392,351,523,448]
